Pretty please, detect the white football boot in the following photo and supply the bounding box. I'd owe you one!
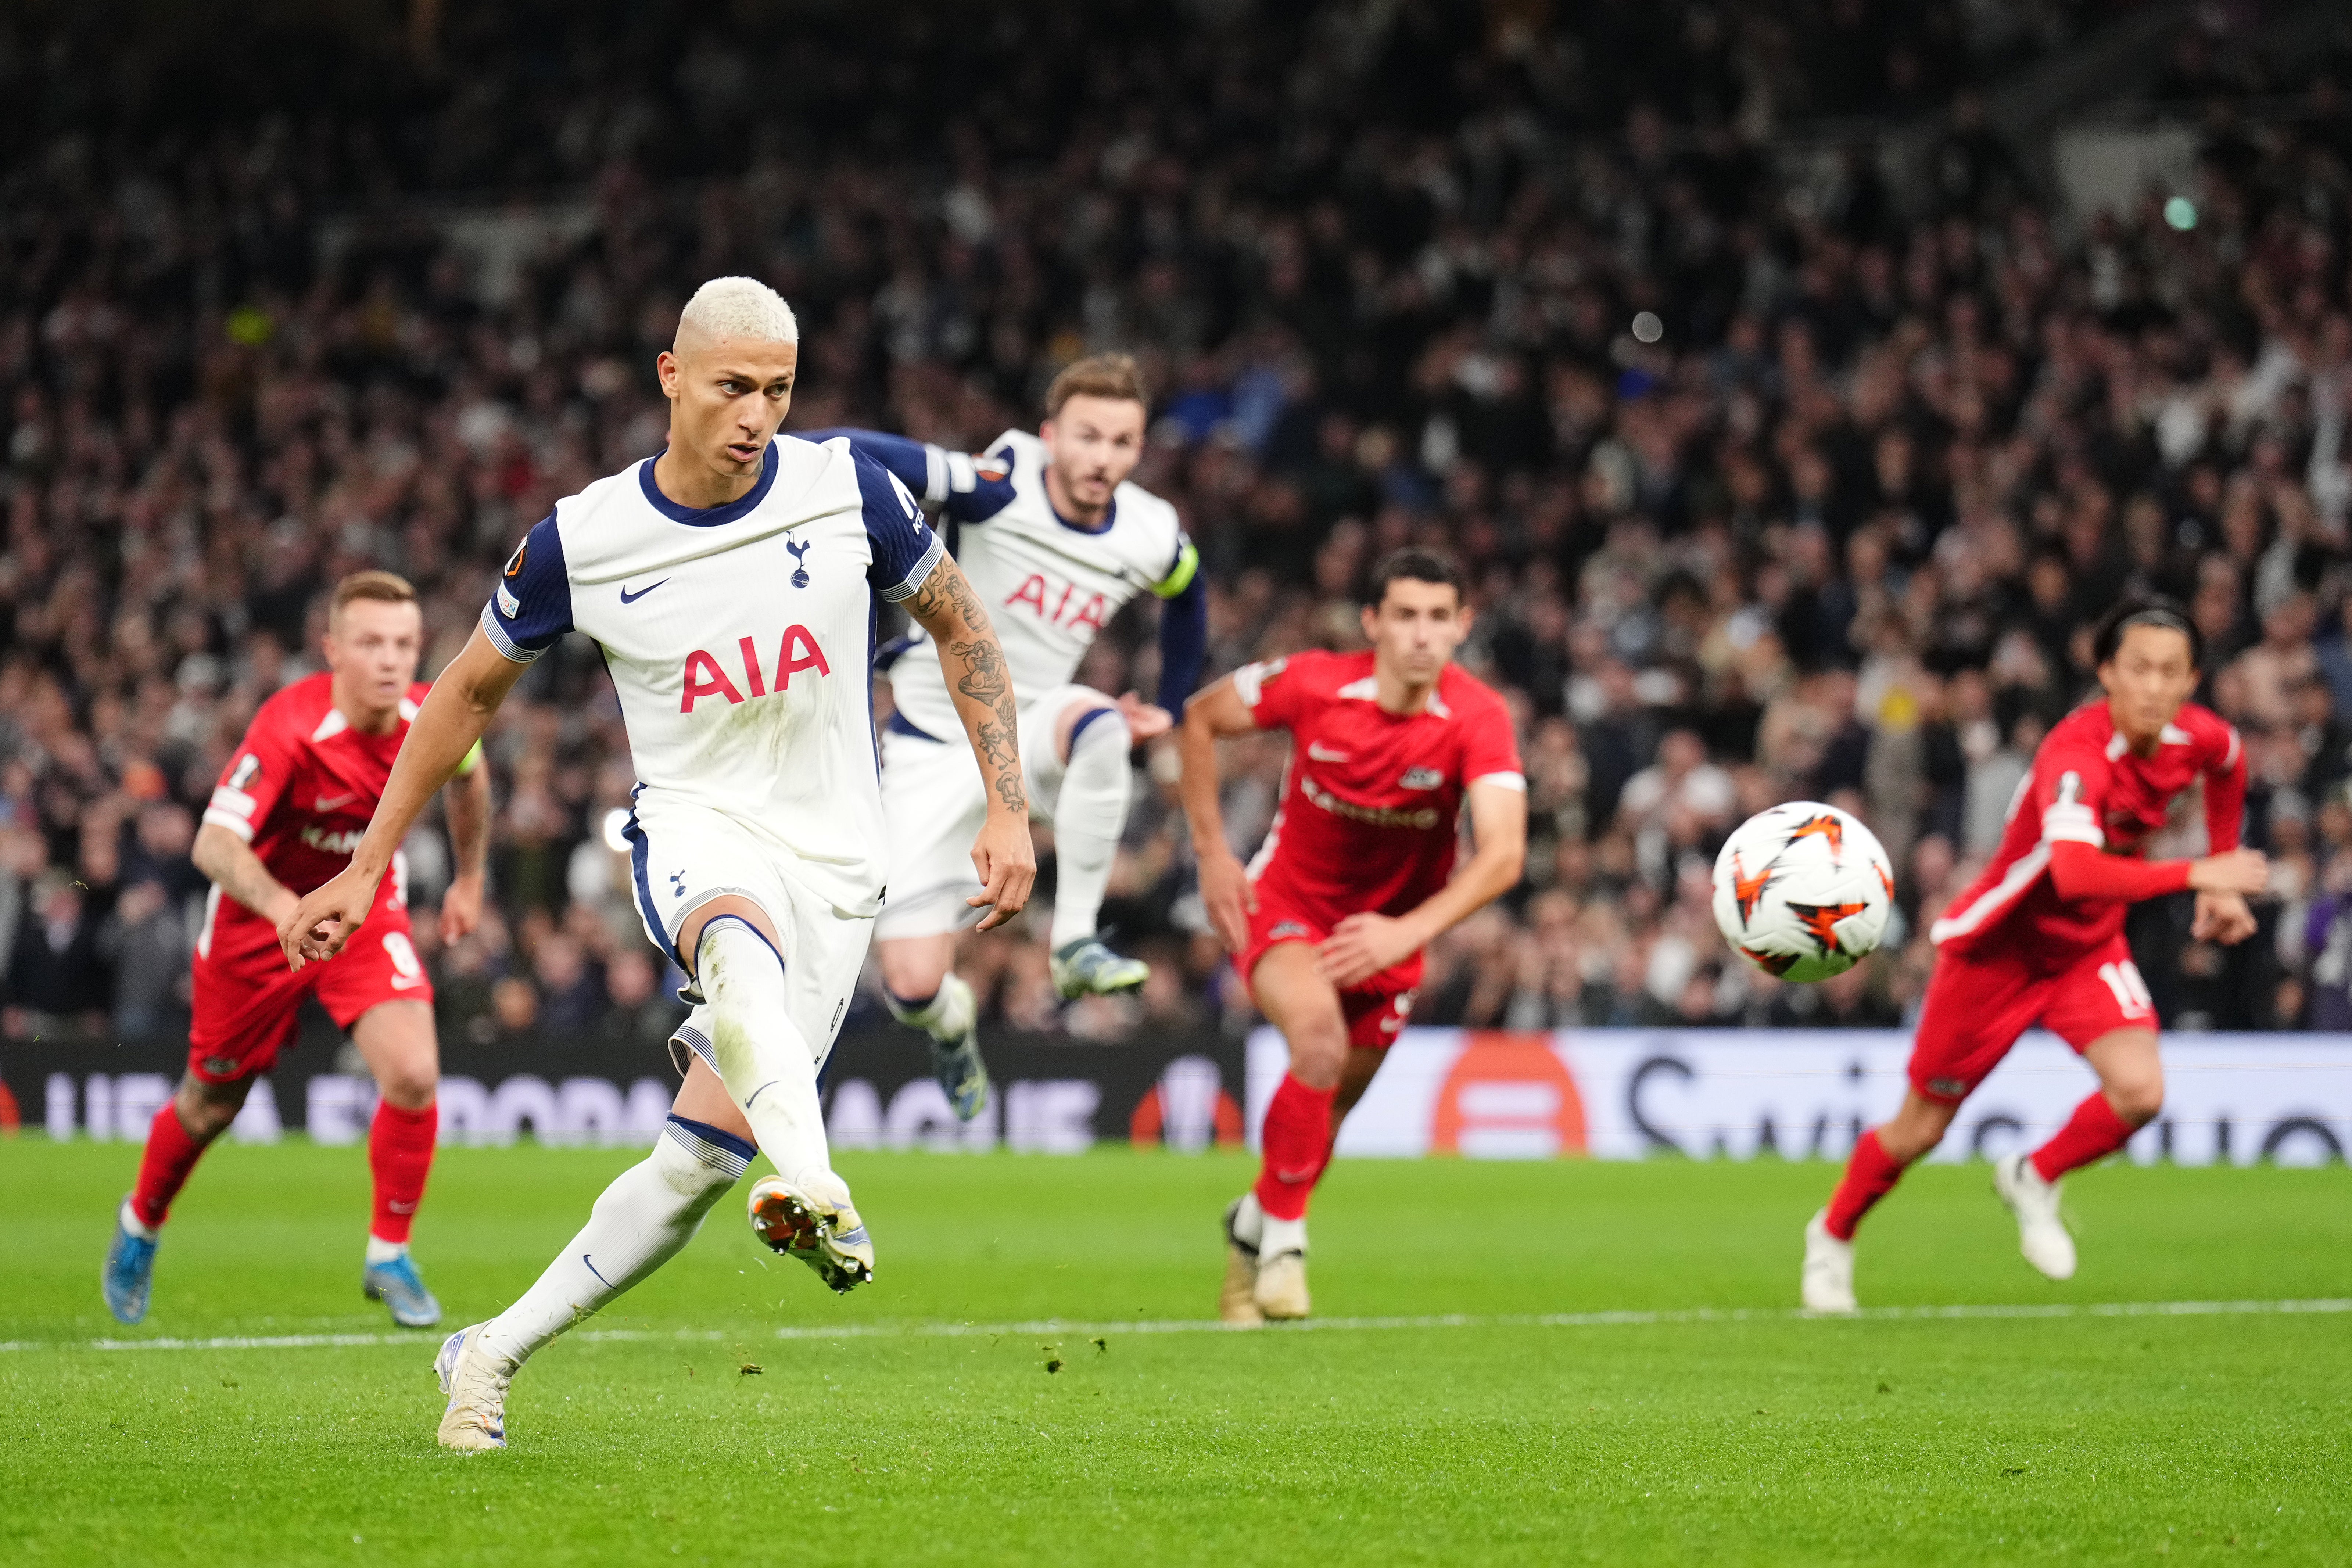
[1801,1208,1858,1313]
[1993,1152,2077,1280]
[1254,1248,1311,1321]
[434,1323,515,1452]
[1252,1211,1311,1321]
[748,1172,874,1293]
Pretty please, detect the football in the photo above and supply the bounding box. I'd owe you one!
[1711,801,1895,982]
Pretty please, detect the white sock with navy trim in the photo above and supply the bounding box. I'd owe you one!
[699,917,832,1187]
[477,1116,751,1367]
[1049,709,1131,951]
[884,973,976,1045]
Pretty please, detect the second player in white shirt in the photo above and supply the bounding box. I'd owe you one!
[805,353,1207,1116]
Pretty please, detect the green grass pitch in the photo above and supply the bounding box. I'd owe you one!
[2,1139,2346,1566]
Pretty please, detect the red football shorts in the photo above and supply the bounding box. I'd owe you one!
[1908,935,2154,1103]
[189,904,434,1084]
[1234,881,1421,1050]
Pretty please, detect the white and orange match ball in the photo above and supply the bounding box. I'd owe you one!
[1712,801,1894,983]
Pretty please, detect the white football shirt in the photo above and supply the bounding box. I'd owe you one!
[482,435,944,918]
[881,430,1193,739]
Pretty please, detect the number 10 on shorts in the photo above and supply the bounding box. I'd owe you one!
[2097,959,2154,1017]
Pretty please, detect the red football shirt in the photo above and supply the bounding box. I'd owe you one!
[1234,649,1523,921]
[200,672,433,936]
[1929,699,2245,969]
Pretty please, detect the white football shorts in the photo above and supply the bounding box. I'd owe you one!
[623,794,874,1066]
[872,682,1110,941]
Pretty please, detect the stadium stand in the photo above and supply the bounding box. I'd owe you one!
[6,0,2352,1051]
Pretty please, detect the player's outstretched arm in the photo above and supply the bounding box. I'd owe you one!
[1176,677,1262,953]
[280,629,528,969]
[191,824,300,929]
[438,745,494,946]
[902,553,1037,931]
[2046,840,2267,899]
[2195,726,2259,945]
[1318,779,1527,989]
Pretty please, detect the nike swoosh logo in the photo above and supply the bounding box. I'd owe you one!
[1307,743,1350,762]
[315,793,355,811]
[620,579,669,604]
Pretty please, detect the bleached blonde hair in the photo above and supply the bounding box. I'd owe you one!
[675,276,799,346]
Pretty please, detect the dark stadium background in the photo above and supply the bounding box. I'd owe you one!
[6,0,2352,1134]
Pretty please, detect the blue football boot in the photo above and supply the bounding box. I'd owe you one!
[102,1201,159,1325]
[364,1252,445,1328]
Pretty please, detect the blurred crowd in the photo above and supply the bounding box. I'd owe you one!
[8,1,2352,1049]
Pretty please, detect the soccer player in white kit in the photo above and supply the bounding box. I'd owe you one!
[802,354,1207,1115]
[278,278,1036,1451]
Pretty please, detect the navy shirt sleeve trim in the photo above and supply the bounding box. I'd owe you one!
[853,448,949,602]
[943,441,1020,525]
[483,513,573,662]
[877,532,947,603]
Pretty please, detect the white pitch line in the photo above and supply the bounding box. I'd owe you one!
[3,1297,2346,1356]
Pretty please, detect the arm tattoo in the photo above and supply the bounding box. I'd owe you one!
[907,556,990,633]
[913,559,1027,815]
[948,636,1009,707]
[977,713,1026,813]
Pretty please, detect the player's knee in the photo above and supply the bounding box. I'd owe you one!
[2107,1072,2163,1125]
[1286,1018,1349,1090]
[174,1075,248,1139]
[877,944,949,1004]
[699,916,786,999]
[699,919,790,1069]
[1060,704,1125,769]
[375,1064,437,1110]
[1875,1124,1928,1165]
[1880,1097,1955,1163]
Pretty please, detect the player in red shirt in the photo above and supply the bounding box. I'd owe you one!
[1179,549,1527,1323]
[1802,599,2268,1311]
[102,571,491,1328]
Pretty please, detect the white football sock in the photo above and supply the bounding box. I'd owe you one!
[699,916,832,1186]
[477,1117,750,1367]
[363,1235,408,1266]
[1260,1214,1307,1257]
[119,1198,159,1242]
[884,972,977,1045]
[1048,711,1131,951]
[1230,1190,1265,1249]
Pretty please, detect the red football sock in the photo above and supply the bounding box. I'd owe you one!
[368,1099,438,1244]
[130,1101,210,1231]
[1253,1073,1337,1222]
[2030,1091,2135,1183]
[1825,1129,1907,1241]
